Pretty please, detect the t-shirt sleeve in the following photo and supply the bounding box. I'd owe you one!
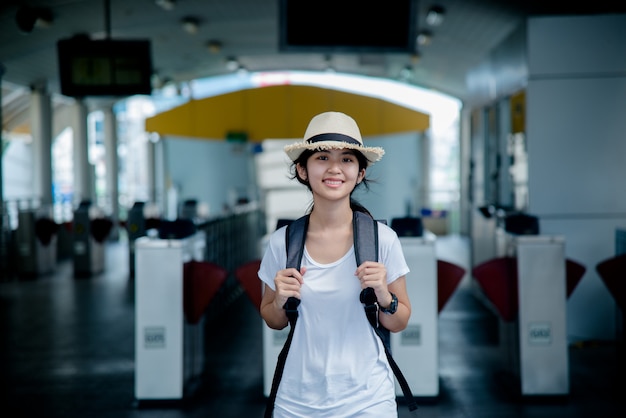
[257,226,288,291]
[378,223,410,284]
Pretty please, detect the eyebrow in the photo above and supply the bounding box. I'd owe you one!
[315,149,356,155]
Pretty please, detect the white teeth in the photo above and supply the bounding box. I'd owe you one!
[325,180,342,185]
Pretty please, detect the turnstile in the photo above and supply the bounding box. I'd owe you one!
[15,210,58,278]
[391,234,439,397]
[73,201,108,277]
[134,231,206,401]
[475,233,570,396]
[516,235,569,396]
[127,201,147,278]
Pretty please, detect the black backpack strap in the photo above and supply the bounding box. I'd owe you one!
[353,211,378,265]
[264,216,308,418]
[264,296,300,418]
[355,212,419,414]
[285,215,308,270]
[354,212,391,349]
[360,288,419,414]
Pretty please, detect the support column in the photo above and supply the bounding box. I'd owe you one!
[146,137,157,204]
[103,107,119,240]
[0,63,8,280]
[420,131,431,209]
[0,63,4,206]
[72,100,92,204]
[31,84,54,207]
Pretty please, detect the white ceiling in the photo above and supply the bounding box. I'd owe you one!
[1,0,624,128]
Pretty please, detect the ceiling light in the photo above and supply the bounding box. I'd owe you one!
[417,30,432,46]
[155,0,176,11]
[226,57,240,71]
[425,5,445,26]
[400,65,414,82]
[324,55,335,73]
[181,17,199,34]
[15,6,53,33]
[206,40,222,53]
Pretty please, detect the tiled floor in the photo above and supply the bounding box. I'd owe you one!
[1,236,624,417]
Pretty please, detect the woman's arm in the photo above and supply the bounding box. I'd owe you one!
[260,284,289,330]
[377,276,411,333]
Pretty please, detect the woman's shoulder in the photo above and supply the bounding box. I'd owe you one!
[376,220,400,245]
[377,221,398,238]
[268,224,288,246]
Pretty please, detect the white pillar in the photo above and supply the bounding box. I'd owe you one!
[31,85,54,207]
[103,107,119,239]
[146,138,156,204]
[72,100,92,204]
[0,64,5,206]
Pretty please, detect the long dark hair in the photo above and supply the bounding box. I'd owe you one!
[290,148,374,217]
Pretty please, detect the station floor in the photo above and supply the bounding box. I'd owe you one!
[1,235,625,418]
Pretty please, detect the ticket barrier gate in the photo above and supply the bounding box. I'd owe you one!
[135,227,223,401]
[261,232,280,397]
[473,234,586,396]
[0,211,11,280]
[389,217,439,398]
[126,202,163,278]
[127,202,146,278]
[73,201,112,277]
[15,209,58,278]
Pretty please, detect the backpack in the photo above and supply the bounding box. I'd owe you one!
[264,211,418,417]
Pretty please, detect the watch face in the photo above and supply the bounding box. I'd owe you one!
[382,293,398,314]
[390,294,398,312]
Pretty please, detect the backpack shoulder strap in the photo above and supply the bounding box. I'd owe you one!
[355,211,419,414]
[265,215,307,418]
[285,215,309,270]
[353,210,378,265]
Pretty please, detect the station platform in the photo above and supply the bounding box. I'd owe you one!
[0,237,624,417]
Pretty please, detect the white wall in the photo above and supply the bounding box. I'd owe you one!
[526,14,626,340]
[354,132,425,224]
[2,138,34,201]
[163,137,253,218]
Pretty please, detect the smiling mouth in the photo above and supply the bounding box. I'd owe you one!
[324,179,343,186]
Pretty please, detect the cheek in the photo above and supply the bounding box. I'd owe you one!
[305,164,325,179]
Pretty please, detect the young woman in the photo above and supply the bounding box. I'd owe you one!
[259,111,411,417]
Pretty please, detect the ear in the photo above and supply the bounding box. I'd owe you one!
[357,168,366,184]
[296,163,307,180]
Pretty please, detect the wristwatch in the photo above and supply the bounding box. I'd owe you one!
[380,292,398,315]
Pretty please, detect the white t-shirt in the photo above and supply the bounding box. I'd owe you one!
[258,221,410,417]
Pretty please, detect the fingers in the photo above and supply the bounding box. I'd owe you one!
[273,267,305,307]
[355,261,387,290]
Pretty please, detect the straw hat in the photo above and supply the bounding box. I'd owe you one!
[284,111,385,166]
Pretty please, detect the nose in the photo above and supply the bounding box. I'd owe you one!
[327,160,341,173]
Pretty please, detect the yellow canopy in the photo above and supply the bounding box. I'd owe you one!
[145,84,429,142]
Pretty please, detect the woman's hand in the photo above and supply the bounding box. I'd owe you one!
[273,267,306,310]
[355,261,393,308]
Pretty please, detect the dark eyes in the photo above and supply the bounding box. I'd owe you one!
[314,154,355,163]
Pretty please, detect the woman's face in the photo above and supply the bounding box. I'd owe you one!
[297,148,365,201]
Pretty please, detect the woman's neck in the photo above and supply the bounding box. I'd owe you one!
[308,201,352,231]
